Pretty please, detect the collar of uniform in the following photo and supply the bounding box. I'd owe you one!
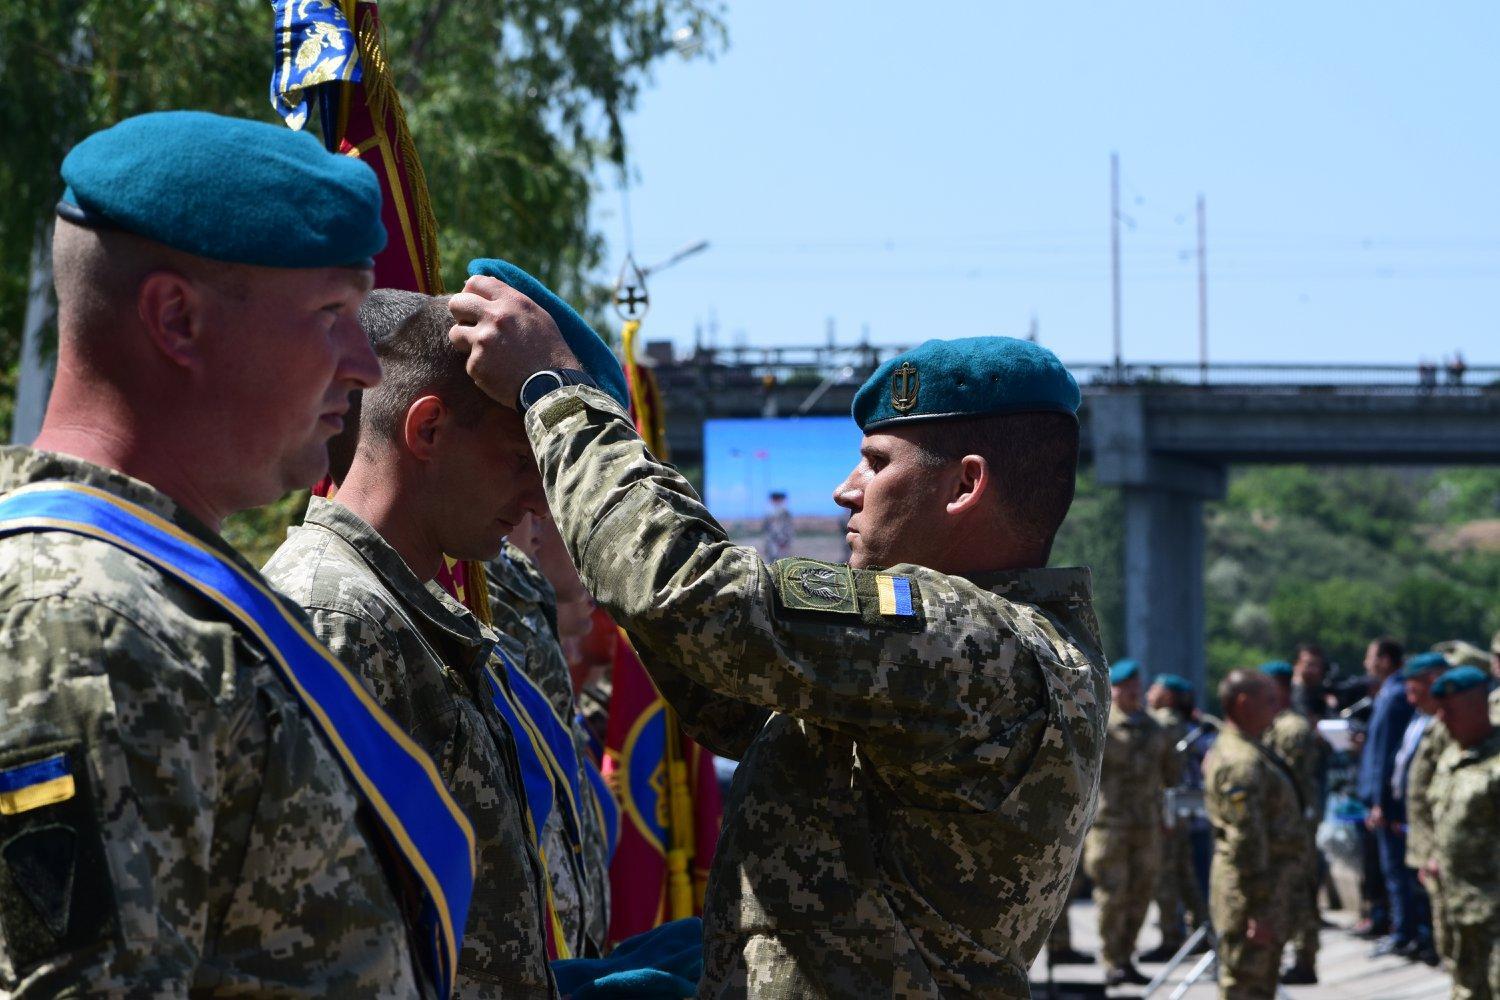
[1108,703,1149,727]
[956,565,1093,606]
[0,445,253,572]
[301,495,491,652]
[1455,727,1500,766]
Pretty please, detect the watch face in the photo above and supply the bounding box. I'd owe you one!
[520,370,564,410]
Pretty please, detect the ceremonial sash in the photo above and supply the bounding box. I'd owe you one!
[0,483,474,997]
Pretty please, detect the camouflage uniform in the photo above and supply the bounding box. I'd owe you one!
[1203,722,1301,1000]
[0,449,430,997]
[1261,708,1322,969]
[1405,717,1453,966]
[1084,704,1176,972]
[263,497,556,999]
[1151,705,1206,950]
[1427,730,1499,1000]
[487,543,612,954]
[526,387,1110,998]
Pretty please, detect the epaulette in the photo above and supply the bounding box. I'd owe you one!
[770,557,925,632]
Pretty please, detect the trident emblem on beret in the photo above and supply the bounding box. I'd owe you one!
[891,362,920,413]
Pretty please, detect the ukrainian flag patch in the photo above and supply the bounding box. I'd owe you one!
[876,573,915,617]
[0,753,76,816]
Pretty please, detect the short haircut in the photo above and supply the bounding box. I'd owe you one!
[1372,636,1405,664]
[903,411,1079,556]
[1293,642,1326,664]
[1218,669,1267,718]
[356,289,497,445]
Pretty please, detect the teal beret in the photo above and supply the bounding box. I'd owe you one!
[59,111,384,268]
[1401,651,1449,680]
[466,259,629,411]
[852,336,1081,431]
[1259,660,1294,680]
[1431,665,1490,697]
[1155,673,1194,695]
[1109,659,1140,685]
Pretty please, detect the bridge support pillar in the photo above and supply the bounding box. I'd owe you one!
[1088,392,1226,697]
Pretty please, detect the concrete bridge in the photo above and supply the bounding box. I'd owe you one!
[646,342,1500,691]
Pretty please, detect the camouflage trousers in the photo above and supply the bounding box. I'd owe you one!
[1447,918,1499,1000]
[1153,824,1204,947]
[1084,824,1161,970]
[1216,931,1286,1000]
[1286,828,1320,966]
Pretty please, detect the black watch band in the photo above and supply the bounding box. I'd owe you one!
[517,368,597,414]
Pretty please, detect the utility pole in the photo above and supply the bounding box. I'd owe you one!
[1197,194,1209,386]
[1110,152,1122,378]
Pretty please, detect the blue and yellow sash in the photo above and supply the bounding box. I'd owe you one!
[482,649,584,851]
[0,483,474,997]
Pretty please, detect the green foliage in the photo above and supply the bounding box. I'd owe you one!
[1052,471,1125,659]
[223,490,311,569]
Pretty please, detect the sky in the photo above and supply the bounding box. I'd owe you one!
[590,2,1500,366]
[704,417,862,519]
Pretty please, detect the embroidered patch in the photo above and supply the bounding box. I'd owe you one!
[0,753,75,816]
[875,573,915,617]
[773,558,858,615]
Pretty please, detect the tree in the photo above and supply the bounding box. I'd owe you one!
[0,0,725,413]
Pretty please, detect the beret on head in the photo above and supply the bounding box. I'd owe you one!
[1109,659,1140,685]
[852,336,1081,431]
[1430,665,1490,698]
[1259,660,1294,680]
[466,259,629,410]
[1156,674,1194,695]
[1401,651,1450,680]
[59,110,384,268]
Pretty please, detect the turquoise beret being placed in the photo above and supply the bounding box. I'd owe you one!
[1154,673,1194,695]
[1109,659,1141,685]
[1259,660,1294,680]
[1430,665,1490,697]
[852,336,1081,431]
[466,259,629,411]
[1401,651,1449,680]
[59,111,384,268]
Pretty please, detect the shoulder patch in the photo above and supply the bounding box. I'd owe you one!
[769,558,926,631]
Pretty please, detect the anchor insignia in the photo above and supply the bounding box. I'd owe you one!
[890,361,920,413]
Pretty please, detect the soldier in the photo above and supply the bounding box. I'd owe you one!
[1084,660,1177,986]
[450,275,1110,998]
[486,528,614,952]
[1400,652,1452,968]
[1142,672,1208,962]
[1425,666,1499,1000]
[263,289,564,998]
[0,112,473,995]
[1203,670,1302,1000]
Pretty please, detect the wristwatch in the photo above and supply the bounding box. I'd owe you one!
[517,368,597,414]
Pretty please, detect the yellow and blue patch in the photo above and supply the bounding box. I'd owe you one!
[876,573,915,617]
[0,753,75,816]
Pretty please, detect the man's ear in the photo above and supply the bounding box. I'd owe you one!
[137,270,202,369]
[403,395,447,461]
[946,454,990,516]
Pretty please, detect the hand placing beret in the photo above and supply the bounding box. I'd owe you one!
[448,275,580,409]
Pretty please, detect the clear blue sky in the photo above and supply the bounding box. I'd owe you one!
[592,2,1500,365]
[704,417,863,518]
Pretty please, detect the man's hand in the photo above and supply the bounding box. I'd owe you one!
[448,274,580,408]
[1245,917,1277,947]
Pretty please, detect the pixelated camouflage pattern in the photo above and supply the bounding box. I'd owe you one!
[263,498,555,999]
[526,387,1110,998]
[1149,706,1204,947]
[1428,729,1500,1000]
[1260,707,1321,965]
[1404,717,1451,870]
[1203,723,1302,999]
[1085,705,1175,969]
[486,544,611,955]
[0,449,427,997]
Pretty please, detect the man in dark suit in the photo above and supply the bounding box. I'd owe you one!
[1356,636,1418,957]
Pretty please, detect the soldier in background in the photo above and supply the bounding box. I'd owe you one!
[1142,673,1208,962]
[1399,652,1451,969]
[1203,670,1301,1000]
[1258,661,1323,984]
[1084,659,1177,987]
[761,490,795,561]
[1291,642,1338,722]
[1424,667,1499,1000]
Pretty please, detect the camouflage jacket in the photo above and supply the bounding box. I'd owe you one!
[1404,716,1451,869]
[1203,723,1302,936]
[526,387,1110,999]
[486,545,611,955]
[1262,708,1320,826]
[1095,704,1175,829]
[0,449,427,997]
[263,498,555,999]
[1427,729,1500,928]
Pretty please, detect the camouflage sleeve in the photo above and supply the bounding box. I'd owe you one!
[304,608,417,732]
[526,388,997,755]
[1208,758,1271,931]
[644,665,769,761]
[0,596,224,994]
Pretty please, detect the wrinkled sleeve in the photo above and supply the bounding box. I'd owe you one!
[305,608,415,732]
[0,597,220,997]
[525,387,997,753]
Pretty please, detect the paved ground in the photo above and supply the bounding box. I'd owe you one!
[1029,899,1451,999]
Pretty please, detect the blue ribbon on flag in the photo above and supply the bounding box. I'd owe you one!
[269,0,361,131]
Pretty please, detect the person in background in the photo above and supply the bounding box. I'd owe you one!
[1396,652,1450,969]
[1357,636,1419,958]
[761,490,795,561]
[1141,673,1208,962]
[1424,666,1499,1000]
[1291,642,1338,722]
